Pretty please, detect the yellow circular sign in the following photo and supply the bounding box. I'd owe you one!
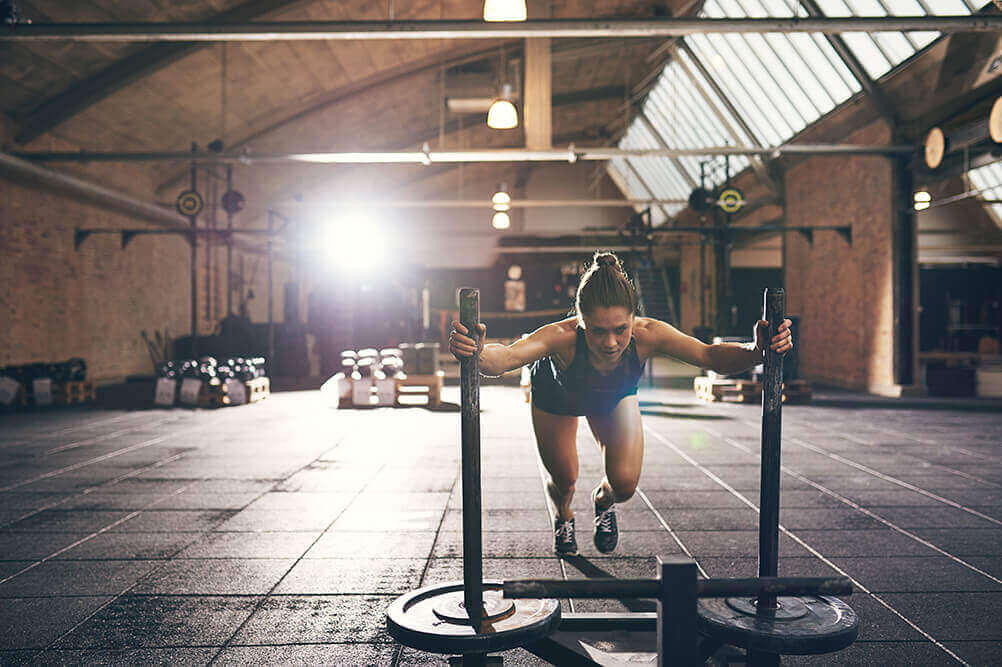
[719,188,744,214]
[176,190,204,217]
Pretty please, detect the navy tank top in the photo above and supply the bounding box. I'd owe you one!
[530,327,646,416]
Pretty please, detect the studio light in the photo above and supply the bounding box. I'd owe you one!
[487,84,518,130]
[492,211,511,230]
[483,0,527,22]
[492,187,511,212]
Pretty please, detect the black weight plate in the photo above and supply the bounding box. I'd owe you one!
[387,580,561,654]
[697,595,858,655]
[688,187,713,212]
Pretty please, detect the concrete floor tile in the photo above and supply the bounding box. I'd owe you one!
[242,491,361,512]
[910,528,1002,556]
[776,508,887,531]
[38,647,217,665]
[215,509,340,532]
[228,595,392,644]
[216,643,397,665]
[442,510,552,533]
[305,531,436,559]
[870,506,1002,529]
[8,510,134,533]
[695,556,840,579]
[942,641,1002,666]
[55,595,260,648]
[782,640,956,666]
[108,510,235,533]
[433,531,554,559]
[0,596,113,649]
[425,557,564,585]
[275,557,425,595]
[399,645,551,665]
[0,531,92,560]
[655,508,761,532]
[53,531,197,560]
[829,556,1002,593]
[790,529,943,558]
[178,531,321,559]
[0,560,161,596]
[333,508,445,532]
[879,592,1002,640]
[132,558,294,595]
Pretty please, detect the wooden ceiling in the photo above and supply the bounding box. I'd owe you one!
[1,1,703,242]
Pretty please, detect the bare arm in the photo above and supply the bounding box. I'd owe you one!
[640,318,793,374]
[449,319,573,376]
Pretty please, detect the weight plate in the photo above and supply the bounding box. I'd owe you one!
[176,190,204,217]
[697,595,858,655]
[718,188,744,214]
[688,187,713,212]
[387,580,561,654]
[924,127,946,169]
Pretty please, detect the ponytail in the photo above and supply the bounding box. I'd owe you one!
[575,251,638,319]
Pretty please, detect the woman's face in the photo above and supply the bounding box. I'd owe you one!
[581,306,634,363]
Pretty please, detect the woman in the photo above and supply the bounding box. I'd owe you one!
[449,251,793,556]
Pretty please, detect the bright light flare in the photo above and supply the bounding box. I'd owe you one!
[492,190,511,211]
[323,217,388,268]
[492,211,511,229]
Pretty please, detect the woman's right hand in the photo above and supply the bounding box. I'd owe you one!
[449,320,486,360]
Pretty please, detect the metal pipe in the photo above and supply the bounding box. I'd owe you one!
[267,211,275,376]
[15,143,916,164]
[226,165,233,322]
[503,576,853,599]
[0,151,187,228]
[458,288,484,629]
[495,245,652,253]
[2,17,998,42]
[189,150,198,358]
[345,198,689,207]
[759,288,785,608]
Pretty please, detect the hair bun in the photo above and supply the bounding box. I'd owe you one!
[594,253,619,270]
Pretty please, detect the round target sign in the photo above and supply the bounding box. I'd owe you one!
[176,190,204,217]
[718,188,744,214]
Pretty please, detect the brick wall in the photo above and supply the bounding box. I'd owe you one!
[785,120,896,392]
[1,151,294,382]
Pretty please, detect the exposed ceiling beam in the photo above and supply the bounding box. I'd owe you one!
[16,143,916,164]
[149,40,526,195]
[12,0,311,145]
[4,17,999,42]
[0,151,184,227]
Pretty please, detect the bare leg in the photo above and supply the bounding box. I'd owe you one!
[531,404,579,522]
[586,395,645,511]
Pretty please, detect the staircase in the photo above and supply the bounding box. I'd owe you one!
[631,259,677,325]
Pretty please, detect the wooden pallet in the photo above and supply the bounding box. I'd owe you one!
[246,377,270,403]
[395,371,444,408]
[52,380,96,405]
[198,379,228,409]
[694,377,812,404]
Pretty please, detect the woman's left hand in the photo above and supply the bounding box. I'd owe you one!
[754,318,794,356]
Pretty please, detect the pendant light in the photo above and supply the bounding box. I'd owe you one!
[483,0,527,22]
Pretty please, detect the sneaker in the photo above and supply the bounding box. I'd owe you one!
[553,517,578,556]
[593,489,619,553]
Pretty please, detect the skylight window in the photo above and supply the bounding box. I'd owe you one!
[967,162,1002,230]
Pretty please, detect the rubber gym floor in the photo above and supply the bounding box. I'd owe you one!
[0,385,1000,666]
